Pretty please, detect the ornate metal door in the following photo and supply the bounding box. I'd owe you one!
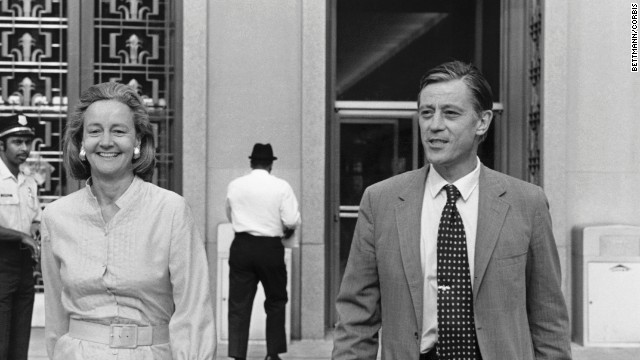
[91,0,176,189]
[0,0,69,204]
[0,0,179,293]
[0,0,178,204]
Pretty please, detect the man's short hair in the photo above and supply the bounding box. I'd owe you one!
[250,159,273,169]
[418,60,493,113]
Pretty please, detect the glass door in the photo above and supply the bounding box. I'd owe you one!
[329,101,420,326]
[327,101,501,327]
[328,0,526,330]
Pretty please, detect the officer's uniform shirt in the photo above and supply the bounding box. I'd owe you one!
[0,158,41,235]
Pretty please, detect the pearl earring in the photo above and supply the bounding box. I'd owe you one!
[79,146,86,161]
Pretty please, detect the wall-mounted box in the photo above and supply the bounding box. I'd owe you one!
[572,225,640,347]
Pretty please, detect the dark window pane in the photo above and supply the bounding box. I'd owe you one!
[337,0,500,101]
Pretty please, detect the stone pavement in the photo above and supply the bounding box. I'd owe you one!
[28,327,640,359]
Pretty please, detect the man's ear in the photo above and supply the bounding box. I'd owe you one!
[0,139,5,152]
[475,110,493,136]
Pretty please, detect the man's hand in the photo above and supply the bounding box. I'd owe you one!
[283,227,295,239]
[21,234,39,261]
[30,222,40,239]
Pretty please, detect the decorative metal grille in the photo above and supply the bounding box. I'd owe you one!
[94,0,175,189]
[0,0,68,292]
[527,0,542,185]
[1,0,177,292]
[0,0,68,204]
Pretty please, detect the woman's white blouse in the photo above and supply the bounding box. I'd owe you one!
[41,176,215,359]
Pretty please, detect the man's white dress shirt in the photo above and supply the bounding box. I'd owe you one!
[226,169,300,237]
[420,159,481,352]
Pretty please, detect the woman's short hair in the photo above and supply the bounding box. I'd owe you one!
[63,82,156,181]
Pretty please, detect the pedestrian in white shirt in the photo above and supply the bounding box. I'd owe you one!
[225,143,301,360]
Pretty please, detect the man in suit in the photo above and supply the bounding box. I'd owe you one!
[332,61,571,360]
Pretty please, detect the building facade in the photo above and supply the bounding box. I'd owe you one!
[184,0,640,340]
[1,0,638,343]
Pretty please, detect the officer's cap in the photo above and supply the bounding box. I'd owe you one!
[0,114,37,139]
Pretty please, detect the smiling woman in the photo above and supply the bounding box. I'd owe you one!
[63,82,156,183]
[81,100,140,183]
[39,82,216,360]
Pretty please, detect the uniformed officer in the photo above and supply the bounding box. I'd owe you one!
[0,113,41,360]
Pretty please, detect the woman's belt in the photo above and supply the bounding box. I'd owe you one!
[68,318,170,348]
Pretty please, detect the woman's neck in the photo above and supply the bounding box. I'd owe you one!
[89,173,135,206]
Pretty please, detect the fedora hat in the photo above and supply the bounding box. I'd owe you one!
[249,143,277,161]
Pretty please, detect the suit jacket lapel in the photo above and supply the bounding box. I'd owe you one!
[396,166,428,327]
[473,166,509,301]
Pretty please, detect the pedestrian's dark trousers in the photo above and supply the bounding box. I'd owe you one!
[0,243,35,360]
[228,232,287,359]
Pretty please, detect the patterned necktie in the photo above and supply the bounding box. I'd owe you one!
[436,184,480,359]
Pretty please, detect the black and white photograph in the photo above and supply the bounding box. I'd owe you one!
[0,0,638,359]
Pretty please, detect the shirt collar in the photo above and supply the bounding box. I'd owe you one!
[85,176,144,209]
[0,158,24,182]
[114,176,143,209]
[427,157,481,202]
[251,169,270,176]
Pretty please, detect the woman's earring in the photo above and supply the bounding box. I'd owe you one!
[133,146,141,160]
[79,146,86,161]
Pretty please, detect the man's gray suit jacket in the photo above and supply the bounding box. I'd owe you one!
[332,165,571,360]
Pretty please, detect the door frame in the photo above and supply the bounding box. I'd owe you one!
[328,101,418,327]
[325,0,535,332]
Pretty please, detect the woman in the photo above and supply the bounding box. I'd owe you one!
[41,82,215,359]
